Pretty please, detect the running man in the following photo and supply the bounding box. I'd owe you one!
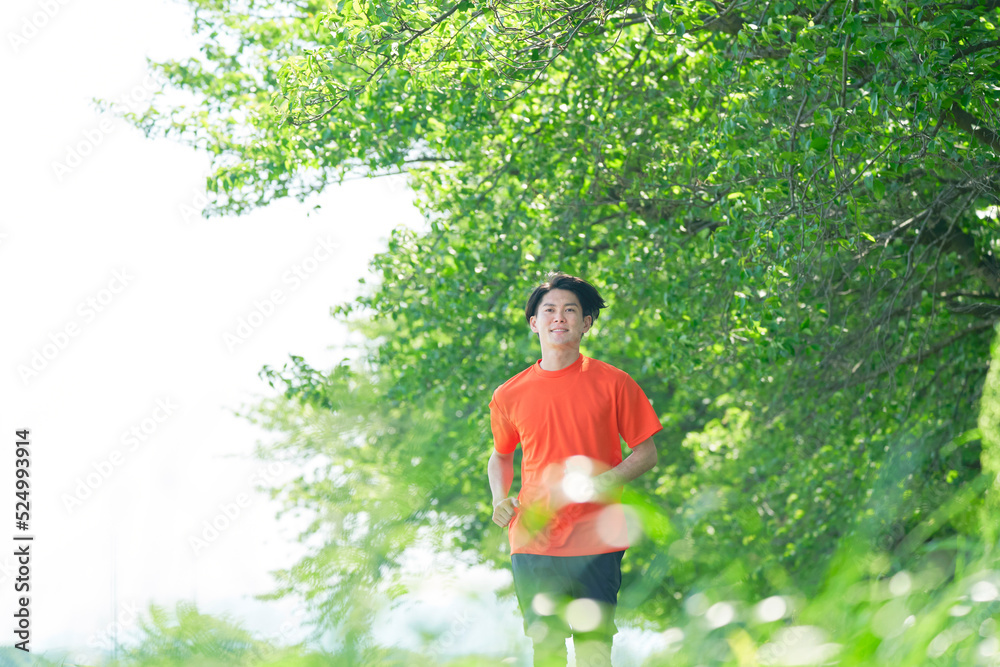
[488,273,662,667]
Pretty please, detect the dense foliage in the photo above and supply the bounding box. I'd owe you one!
[129,0,1000,649]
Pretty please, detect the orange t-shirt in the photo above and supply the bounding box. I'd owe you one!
[489,354,662,556]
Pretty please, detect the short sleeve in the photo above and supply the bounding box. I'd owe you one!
[489,392,520,454]
[616,374,663,448]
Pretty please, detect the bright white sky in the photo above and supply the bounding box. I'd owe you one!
[0,0,433,658]
[0,1,664,664]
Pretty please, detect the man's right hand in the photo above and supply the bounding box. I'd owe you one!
[492,497,519,527]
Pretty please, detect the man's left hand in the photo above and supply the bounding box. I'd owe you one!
[591,471,623,504]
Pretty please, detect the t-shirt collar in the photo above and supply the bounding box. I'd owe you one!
[531,353,584,378]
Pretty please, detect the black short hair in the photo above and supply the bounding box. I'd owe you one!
[524,273,607,324]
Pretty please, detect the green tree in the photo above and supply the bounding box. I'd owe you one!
[90,601,468,666]
[104,601,318,666]
[131,0,1000,631]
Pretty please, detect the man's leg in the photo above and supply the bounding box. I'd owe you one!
[573,631,613,667]
[511,554,572,667]
[566,550,625,667]
[529,629,569,667]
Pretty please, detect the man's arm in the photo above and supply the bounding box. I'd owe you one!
[488,449,519,526]
[594,436,658,494]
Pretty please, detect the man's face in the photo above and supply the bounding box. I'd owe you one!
[529,288,592,349]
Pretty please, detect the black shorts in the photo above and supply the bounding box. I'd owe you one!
[510,550,625,642]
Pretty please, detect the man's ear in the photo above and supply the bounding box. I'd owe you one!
[529,315,539,333]
[582,315,593,333]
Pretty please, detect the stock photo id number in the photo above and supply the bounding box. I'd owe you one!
[12,429,32,652]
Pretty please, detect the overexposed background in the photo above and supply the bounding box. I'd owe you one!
[0,0,433,657]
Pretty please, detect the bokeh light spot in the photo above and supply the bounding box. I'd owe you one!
[706,601,736,628]
[565,598,602,633]
[562,471,596,503]
[889,571,912,596]
[971,580,999,602]
[595,504,642,548]
[685,592,710,616]
[531,593,556,616]
[754,595,788,623]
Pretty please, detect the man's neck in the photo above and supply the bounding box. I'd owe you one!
[539,348,581,372]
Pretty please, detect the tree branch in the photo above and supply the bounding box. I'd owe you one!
[951,38,1000,61]
[949,102,1000,155]
[946,301,1000,318]
[848,319,996,387]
